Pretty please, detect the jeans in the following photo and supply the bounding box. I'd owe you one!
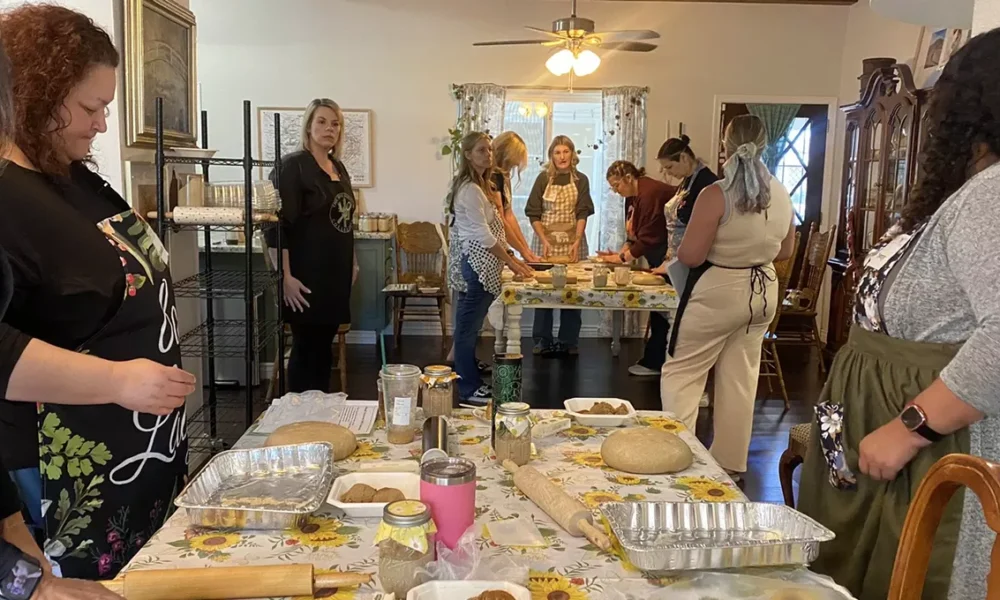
[288,322,339,393]
[10,467,43,533]
[532,309,582,348]
[455,257,496,398]
[639,243,670,369]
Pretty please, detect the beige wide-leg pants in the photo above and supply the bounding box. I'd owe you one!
[661,265,776,473]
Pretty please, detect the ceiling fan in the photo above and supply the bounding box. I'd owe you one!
[473,0,659,77]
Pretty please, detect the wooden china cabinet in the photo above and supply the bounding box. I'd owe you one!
[826,63,929,352]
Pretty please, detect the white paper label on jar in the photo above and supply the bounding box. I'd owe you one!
[392,397,413,426]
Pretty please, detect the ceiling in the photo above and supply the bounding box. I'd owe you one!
[598,0,857,5]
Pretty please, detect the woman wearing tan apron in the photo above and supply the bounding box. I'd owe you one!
[798,30,1000,600]
[524,136,594,356]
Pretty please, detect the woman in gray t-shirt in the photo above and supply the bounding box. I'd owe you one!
[798,28,1000,600]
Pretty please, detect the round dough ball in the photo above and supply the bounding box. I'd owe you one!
[632,273,666,286]
[601,427,693,474]
[768,589,823,600]
[340,483,377,503]
[372,487,406,503]
[264,421,357,461]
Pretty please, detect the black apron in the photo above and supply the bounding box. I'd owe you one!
[285,178,355,326]
[38,206,186,579]
[667,262,773,357]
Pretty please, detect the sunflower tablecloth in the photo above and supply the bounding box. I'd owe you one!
[500,281,679,310]
[121,410,847,600]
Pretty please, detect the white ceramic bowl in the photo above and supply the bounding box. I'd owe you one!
[406,581,531,600]
[563,397,637,427]
[327,472,420,518]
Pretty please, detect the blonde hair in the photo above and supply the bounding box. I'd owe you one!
[720,115,771,214]
[300,98,345,159]
[446,132,494,219]
[545,135,579,181]
[492,131,527,183]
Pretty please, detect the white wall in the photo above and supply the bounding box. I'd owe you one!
[974,0,1000,32]
[191,0,849,222]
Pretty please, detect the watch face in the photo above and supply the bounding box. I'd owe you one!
[0,558,42,600]
[900,406,925,431]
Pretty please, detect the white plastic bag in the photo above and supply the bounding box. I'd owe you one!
[417,526,529,585]
[600,569,854,600]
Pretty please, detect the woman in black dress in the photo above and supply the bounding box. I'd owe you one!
[273,98,358,393]
[0,5,195,579]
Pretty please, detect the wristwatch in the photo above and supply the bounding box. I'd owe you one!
[900,405,944,442]
[0,541,42,600]
[619,251,627,263]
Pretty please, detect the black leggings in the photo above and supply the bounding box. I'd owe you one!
[288,322,340,393]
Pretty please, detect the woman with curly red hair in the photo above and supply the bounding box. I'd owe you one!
[0,5,196,580]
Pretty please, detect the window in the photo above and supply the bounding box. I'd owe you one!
[502,91,605,251]
[774,116,811,225]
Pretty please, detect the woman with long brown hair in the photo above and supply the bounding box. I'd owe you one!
[524,135,594,356]
[798,29,1000,600]
[448,132,531,403]
[0,5,195,580]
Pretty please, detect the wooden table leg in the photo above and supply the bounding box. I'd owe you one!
[505,305,523,356]
[611,311,623,357]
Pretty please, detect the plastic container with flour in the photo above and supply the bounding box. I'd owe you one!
[419,457,476,549]
[381,364,421,445]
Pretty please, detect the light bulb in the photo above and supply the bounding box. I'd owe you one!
[535,103,548,118]
[519,104,531,117]
[546,49,575,76]
[573,50,601,77]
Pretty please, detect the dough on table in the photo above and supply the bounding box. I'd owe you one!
[470,592,516,600]
[264,421,357,461]
[339,483,377,503]
[601,427,693,474]
[533,271,577,284]
[768,589,824,600]
[371,487,406,503]
[632,273,666,286]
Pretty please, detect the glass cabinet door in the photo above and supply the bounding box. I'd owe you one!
[861,114,883,252]
[841,123,860,258]
[885,107,911,229]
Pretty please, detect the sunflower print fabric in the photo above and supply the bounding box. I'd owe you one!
[119,410,836,598]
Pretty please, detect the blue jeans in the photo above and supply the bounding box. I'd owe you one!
[532,309,582,349]
[10,467,43,532]
[455,257,496,399]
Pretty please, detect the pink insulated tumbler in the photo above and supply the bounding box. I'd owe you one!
[419,457,477,549]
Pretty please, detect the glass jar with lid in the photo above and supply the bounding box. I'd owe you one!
[420,365,457,418]
[494,402,532,466]
[374,500,436,597]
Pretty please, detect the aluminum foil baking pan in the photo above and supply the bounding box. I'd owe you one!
[175,442,335,530]
[601,502,835,572]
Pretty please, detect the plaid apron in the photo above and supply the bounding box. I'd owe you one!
[530,178,588,260]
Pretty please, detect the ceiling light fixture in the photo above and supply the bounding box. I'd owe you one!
[546,47,602,77]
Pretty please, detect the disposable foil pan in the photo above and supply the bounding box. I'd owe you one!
[175,443,335,530]
[601,502,835,572]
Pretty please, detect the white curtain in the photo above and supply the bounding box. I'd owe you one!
[598,86,649,337]
[453,83,506,138]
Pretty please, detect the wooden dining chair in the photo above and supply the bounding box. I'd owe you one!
[390,221,448,347]
[889,453,1000,599]
[760,231,801,410]
[775,223,837,375]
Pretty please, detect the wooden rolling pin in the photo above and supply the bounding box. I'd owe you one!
[101,564,372,600]
[503,459,612,551]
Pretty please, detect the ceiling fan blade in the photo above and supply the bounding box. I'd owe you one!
[474,39,554,47]
[595,41,658,52]
[588,29,660,42]
[524,26,566,39]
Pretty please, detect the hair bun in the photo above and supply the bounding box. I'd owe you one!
[679,134,691,146]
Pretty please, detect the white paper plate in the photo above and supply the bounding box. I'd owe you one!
[165,148,218,159]
[327,472,420,518]
[564,398,637,427]
[406,581,530,600]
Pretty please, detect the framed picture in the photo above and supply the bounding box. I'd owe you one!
[258,106,375,188]
[124,0,197,148]
[913,26,970,89]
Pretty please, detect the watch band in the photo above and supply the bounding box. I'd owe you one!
[0,541,42,600]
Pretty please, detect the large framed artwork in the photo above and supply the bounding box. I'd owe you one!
[913,26,970,89]
[124,0,197,148]
[257,106,374,187]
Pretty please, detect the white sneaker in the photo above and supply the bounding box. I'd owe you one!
[628,364,660,377]
[699,393,710,408]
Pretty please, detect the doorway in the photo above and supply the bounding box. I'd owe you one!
[717,102,830,275]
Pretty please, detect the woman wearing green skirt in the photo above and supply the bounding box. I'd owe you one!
[797,29,1000,600]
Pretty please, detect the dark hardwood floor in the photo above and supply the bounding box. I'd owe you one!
[335,336,823,504]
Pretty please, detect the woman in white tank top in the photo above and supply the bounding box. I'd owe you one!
[660,115,796,480]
